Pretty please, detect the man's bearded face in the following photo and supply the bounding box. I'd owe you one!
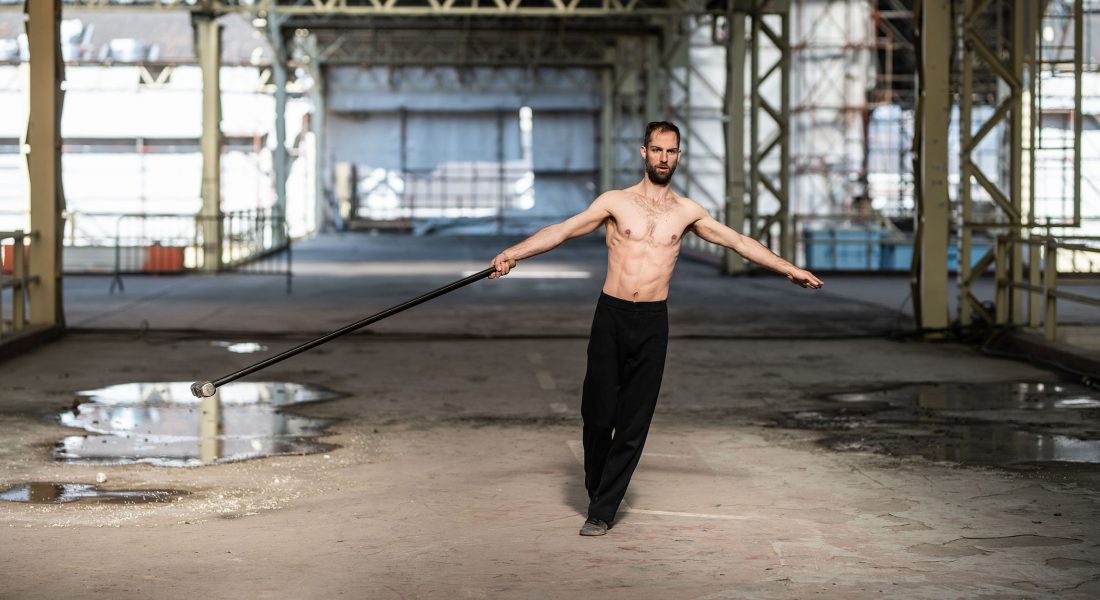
[643,130,680,185]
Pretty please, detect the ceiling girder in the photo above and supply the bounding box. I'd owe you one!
[18,0,788,16]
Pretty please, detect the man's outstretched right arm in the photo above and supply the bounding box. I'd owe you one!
[489,194,614,278]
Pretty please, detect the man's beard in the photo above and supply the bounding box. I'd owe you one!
[645,160,676,185]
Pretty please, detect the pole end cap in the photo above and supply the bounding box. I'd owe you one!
[191,381,216,398]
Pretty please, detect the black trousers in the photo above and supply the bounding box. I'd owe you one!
[582,292,669,523]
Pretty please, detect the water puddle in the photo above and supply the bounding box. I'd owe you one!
[829,382,1100,412]
[209,341,269,354]
[0,482,185,505]
[57,382,345,467]
[778,381,1100,470]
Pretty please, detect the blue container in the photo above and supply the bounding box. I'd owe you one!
[879,239,994,271]
[880,239,913,271]
[804,229,882,271]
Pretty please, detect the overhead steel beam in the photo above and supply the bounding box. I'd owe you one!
[306,28,619,68]
[45,0,786,16]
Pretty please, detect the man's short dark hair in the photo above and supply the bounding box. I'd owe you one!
[643,121,681,148]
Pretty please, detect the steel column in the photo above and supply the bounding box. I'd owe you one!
[195,13,223,271]
[600,60,614,192]
[645,36,660,121]
[723,11,748,275]
[315,64,327,231]
[778,9,791,260]
[305,35,327,232]
[269,14,289,234]
[916,0,951,332]
[1073,0,1083,226]
[24,0,65,327]
[1009,0,1026,323]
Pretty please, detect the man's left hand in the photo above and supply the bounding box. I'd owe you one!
[787,268,823,289]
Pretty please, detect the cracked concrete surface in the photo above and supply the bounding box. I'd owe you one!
[1,234,1099,599]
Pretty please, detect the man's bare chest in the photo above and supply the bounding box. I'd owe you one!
[611,202,690,245]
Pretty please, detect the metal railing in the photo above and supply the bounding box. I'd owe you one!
[81,209,293,294]
[683,212,914,271]
[346,167,536,231]
[0,229,35,340]
[995,234,1100,341]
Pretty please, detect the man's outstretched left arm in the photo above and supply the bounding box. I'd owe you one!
[690,212,824,289]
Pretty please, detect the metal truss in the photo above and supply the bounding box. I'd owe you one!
[607,35,657,188]
[662,17,728,216]
[657,5,791,265]
[958,0,1031,327]
[302,26,618,67]
[748,3,791,259]
[790,0,877,218]
[36,0,783,16]
[1032,0,1085,229]
[870,0,915,106]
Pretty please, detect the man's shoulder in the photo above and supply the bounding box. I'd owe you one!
[596,188,637,207]
[674,194,705,212]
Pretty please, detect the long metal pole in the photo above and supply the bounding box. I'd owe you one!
[190,261,514,397]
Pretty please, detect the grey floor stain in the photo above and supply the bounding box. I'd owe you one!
[966,534,1082,549]
[907,539,991,558]
[1046,557,1100,570]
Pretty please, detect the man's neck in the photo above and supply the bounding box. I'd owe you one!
[639,177,672,202]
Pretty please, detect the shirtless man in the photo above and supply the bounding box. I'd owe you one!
[489,121,823,536]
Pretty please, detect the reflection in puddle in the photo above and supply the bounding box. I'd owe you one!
[917,427,1100,465]
[57,382,345,467]
[0,482,185,504]
[209,341,268,354]
[779,381,1100,469]
[830,381,1100,411]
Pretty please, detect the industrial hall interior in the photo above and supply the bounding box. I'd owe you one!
[2,0,1100,597]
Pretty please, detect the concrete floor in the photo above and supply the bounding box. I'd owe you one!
[2,233,1099,599]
